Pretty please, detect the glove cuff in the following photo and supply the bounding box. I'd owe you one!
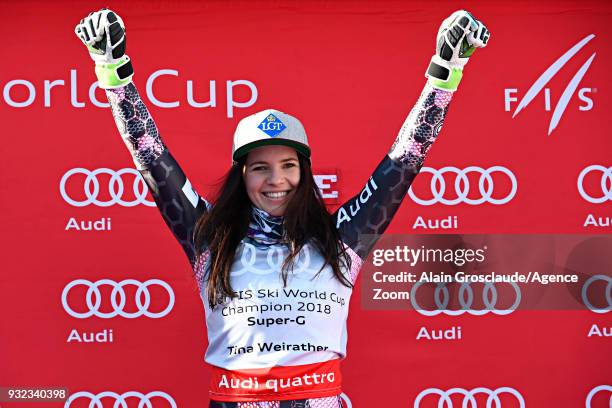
[425,56,463,92]
[95,55,134,89]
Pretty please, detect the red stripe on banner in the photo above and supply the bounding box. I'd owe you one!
[209,359,342,401]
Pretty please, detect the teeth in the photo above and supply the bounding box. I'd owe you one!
[264,191,288,199]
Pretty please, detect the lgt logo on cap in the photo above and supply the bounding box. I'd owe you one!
[258,113,286,137]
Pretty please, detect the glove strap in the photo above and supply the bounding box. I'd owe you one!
[425,56,463,92]
[95,55,134,89]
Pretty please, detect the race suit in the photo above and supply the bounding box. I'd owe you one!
[105,81,452,406]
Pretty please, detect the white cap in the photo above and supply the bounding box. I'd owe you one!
[232,109,310,162]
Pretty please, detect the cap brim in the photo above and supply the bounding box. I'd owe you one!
[233,139,311,161]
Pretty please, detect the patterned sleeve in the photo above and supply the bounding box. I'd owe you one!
[106,82,210,263]
[333,82,453,262]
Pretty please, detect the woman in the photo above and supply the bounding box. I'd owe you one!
[75,8,489,407]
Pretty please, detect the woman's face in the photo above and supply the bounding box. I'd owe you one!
[243,145,300,216]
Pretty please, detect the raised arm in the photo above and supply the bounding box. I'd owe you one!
[75,9,210,263]
[334,10,490,263]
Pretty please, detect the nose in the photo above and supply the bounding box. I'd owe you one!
[266,167,285,185]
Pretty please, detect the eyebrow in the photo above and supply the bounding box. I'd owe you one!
[248,158,298,166]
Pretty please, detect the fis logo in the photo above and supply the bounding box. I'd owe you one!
[258,113,286,137]
[504,34,596,135]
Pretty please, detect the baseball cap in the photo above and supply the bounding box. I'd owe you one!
[232,109,310,162]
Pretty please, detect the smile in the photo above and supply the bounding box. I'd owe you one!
[263,191,289,199]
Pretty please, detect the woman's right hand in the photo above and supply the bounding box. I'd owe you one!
[74,9,134,89]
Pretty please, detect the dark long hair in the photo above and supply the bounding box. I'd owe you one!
[194,153,353,308]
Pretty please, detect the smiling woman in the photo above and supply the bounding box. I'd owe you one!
[194,110,351,309]
[243,145,301,217]
[74,6,489,407]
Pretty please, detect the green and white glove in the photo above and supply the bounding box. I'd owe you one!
[75,9,134,89]
[426,10,490,92]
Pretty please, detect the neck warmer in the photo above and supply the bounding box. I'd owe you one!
[247,206,285,245]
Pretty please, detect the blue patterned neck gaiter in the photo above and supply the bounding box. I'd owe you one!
[247,206,285,245]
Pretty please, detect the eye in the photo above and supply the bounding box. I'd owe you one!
[283,162,297,168]
[252,166,267,171]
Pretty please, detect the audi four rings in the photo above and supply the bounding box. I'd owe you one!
[231,243,313,276]
[60,168,156,207]
[61,279,175,319]
[64,391,176,408]
[408,166,517,206]
[414,387,525,408]
[410,281,521,316]
[581,274,612,314]
[578,165,612,203]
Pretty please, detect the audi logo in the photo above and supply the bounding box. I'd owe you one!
[414,387,525,408]
[578,165,612,203]
[65,391,176,408]
[231,242,312,276]
[60,168,156,207]
[408,166,517,205]
[581,275,612,314]
[586,385,612,408]
[410,281,521,316]
[62,279,175,319]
